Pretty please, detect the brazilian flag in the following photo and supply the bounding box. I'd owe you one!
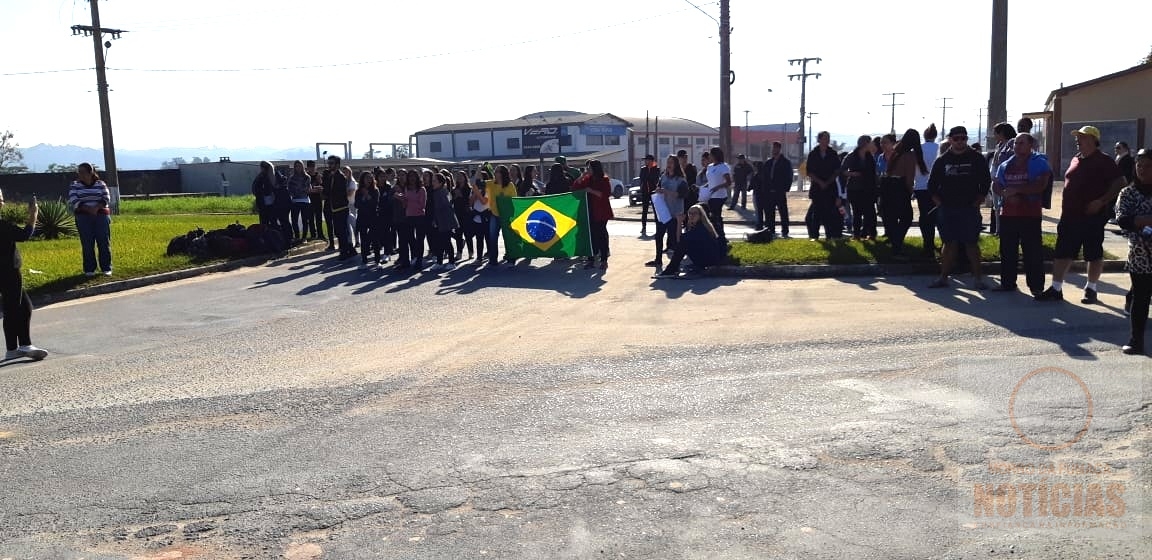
[497,191,592,259]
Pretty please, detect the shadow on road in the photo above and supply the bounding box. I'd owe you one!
[248,252,608,299]
[648,275,740,298]
[889,272,1128,359]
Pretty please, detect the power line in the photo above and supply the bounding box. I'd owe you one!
[681,0,719,24]
[1,67,93,76]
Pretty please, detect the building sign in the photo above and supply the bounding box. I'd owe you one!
[523,127,561,156]
[580,124,627,137]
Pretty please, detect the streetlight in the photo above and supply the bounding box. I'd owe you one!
[807,112,818,148]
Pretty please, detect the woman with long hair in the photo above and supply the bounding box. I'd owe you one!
[880,129,927,258]
[842,135,878,239]
[545,163,570,195]
[654,203,721,278]
[451,171,473,260]
[518,165,541,197]
[394,168,427,270]
[509,164,524,193]
[252,160,277,226]
[648,154,687,272]
[572,159,614,270]
[429,172,461,271]
[1116,149,1152,355]
[287,160,312,241]
[354,171,380,267]
[474,165,518,268]
[68,162,114,276]
[988,122,1018,235]
[468,169,491,264]
[0,190,46,361]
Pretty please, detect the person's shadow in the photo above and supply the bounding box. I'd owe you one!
[896,272,1130,359]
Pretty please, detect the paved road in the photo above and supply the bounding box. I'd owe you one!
[0,235,1147,559]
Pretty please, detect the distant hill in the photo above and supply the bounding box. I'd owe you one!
[19,144,316,171]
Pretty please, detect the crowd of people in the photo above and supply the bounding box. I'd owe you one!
[252,154,618,272]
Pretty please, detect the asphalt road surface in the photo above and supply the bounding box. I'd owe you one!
[0,236,1148,559]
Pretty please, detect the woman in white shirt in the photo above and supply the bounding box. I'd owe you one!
[705,147,733,243]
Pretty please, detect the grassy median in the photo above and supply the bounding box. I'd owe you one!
[119,195,255,215]
[726,234,1112,266]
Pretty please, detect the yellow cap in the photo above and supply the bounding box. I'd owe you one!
[1071,125,1101,141]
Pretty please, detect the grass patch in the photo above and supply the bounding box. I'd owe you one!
[119,195,256,215]
[21,214,253,295]
[728,234,1116,266]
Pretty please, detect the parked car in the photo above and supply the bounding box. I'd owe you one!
[610,178,625,199]
[628,176,642,206]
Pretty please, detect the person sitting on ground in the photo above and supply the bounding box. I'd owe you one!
[654,204,721,278]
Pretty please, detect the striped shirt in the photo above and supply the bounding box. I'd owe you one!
[68,179,111,215]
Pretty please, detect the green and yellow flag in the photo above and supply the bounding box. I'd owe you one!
[497,191,592,259]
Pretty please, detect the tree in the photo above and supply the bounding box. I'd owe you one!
[46,163,81,173]
[1143,45,1152,65]
[161,157,187,169]
[0,130,24,173]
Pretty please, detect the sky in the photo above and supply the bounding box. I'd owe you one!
[2,0,1150,154]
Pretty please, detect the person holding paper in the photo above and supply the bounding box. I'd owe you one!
[646,155,687,273]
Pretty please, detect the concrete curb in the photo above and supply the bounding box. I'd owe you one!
[32,242,327,306]
[706,260,1128,279]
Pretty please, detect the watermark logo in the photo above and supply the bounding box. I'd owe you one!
[959,361,1139,535]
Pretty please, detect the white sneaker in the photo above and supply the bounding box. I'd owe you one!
[102,270,113,276]
[6,345,47,361]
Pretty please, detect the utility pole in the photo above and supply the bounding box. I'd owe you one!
[806,112,818,148]
[882,92,905,134]
[71,0,126,213]
[988,0,1008,150]
[744,110,750,158]
[719,0,732,159]
[938,97,953,133]
[977,107,984,147]
[788,57,822,154]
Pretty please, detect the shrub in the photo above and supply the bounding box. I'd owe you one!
[1,203,29,226]
[36,200,78,239]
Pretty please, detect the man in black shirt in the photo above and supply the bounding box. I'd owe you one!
[678,150,698,211]
[638,154,661,237]
[322,155,354,260]
[729,154,754,210]
[756,141,793,237]
[804,131,843,239]
[926,126,992,289]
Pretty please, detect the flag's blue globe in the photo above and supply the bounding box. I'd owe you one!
[525,209,558,243]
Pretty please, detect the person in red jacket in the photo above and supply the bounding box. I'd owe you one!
[572,159,615,271]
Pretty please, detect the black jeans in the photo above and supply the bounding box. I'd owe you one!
[309,198,326,240]
[729,185,747,208]
[0,269,32,351]
[590,220,610,262]
[655,218,675,263]
[998,216,1044,293]
[915,191,938,253]
[847,191,877,238]
[323,204,336,245]
[396,221,424,265]
[331,209,351,255]
[291,201,313,239]
[706,198,727,241]
[879,186,912,253]
[1130,272,1152,348]
[805,198,842,239]
[760,191,789,235]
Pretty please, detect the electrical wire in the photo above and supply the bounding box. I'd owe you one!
[1,68,94,76]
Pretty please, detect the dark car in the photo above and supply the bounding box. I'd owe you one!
[628,177,642,206]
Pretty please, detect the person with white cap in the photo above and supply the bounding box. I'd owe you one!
[1036,125,1128,303]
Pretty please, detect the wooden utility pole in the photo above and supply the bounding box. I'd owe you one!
[939,97,953,133]
[988,0,1008,149]
[788,57,821,154]
[719,0,732,159]
[72,0,126,212]
[882,92,905,134]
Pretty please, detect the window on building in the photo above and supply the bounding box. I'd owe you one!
[676,137,689,145]
[605,135,621,146]
[560,136,572,147]
[429,141,442,153]
[658,137,670,145]
[750,144,762,158]
[637,137,648,145]
[506,138,520,149]
[710,137,719,145]
[587,135,604,146]
[695,137,706,145]
[467,140,480,151]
